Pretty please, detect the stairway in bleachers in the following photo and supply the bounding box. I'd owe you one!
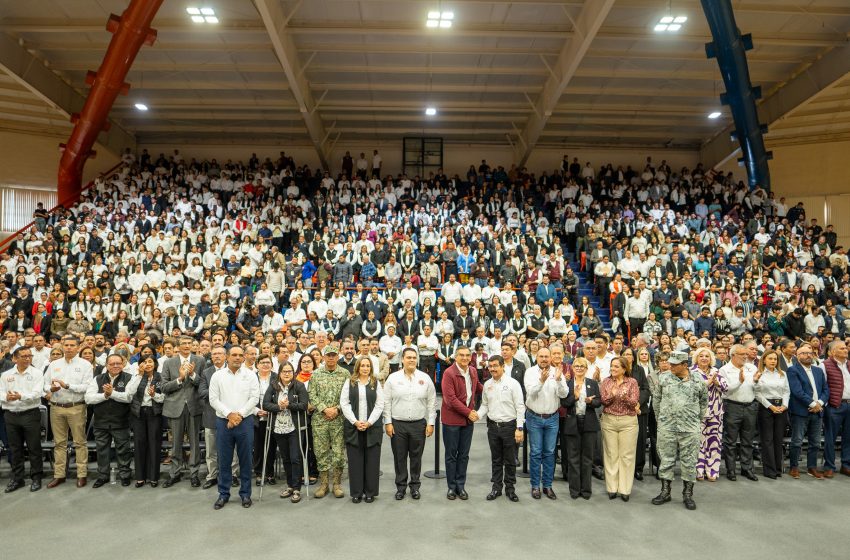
[565,252,612,333]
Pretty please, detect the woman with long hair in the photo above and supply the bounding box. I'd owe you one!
[130,354,164,487]
[340,356,385,503]
[600,356,639,501]
[691,347,727,481]
[262,361,309,503]
[753,349,789,479]
[296,353,319,484]
[253,354,277,486]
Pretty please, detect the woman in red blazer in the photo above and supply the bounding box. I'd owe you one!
[440,346,483,500]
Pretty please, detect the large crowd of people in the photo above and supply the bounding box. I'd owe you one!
[1,148,849,510]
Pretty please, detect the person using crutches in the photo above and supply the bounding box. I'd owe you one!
[261,361,309,503]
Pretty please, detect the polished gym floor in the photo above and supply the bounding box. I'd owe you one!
[2,420,848,560]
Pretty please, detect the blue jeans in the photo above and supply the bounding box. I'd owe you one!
[475,278,488,288]
[824,403,850,471]
[443,423,474,492]
[790,413,823,470]
[526,411,559,489]
[216,416,254,500]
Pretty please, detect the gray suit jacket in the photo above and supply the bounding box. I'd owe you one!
[161,353,204,418]
[197,364,220,429]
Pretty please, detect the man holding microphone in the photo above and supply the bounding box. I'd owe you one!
[477,355,525,502]
[524,345,569,499]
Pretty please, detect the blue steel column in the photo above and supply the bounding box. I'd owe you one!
[701,0,772,189]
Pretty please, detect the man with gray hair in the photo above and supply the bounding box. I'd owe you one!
[719,344,759,481]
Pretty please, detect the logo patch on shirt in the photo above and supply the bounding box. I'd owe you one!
[418,380,424,385]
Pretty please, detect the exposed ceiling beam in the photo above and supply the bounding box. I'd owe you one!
[254,0,330,170]
[313,0,850,17]
[516,0,616,165]
[597,27,848,48]
[0,32,134,158]
[701,42,850,169]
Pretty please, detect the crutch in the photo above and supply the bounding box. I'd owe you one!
[257,411,273,501]
[299,412,310,499]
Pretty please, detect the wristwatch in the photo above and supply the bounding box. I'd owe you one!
[516,426,524,432]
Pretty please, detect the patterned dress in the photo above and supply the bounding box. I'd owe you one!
[692,365,727,479]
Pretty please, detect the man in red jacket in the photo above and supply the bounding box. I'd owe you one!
[822,340,850,477]
[440,346,482,500]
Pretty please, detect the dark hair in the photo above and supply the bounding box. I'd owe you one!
[487,355,505,366]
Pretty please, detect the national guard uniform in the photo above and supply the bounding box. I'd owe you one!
[307,345,349,498]
[650,351,708,510]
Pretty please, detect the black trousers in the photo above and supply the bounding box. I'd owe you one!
[302,421,318,478]
[566,419,596,497]
[487,420,517,491]
[628,319,646,343]
[758,403,788,477]
[390,419,426,492]
[4,409,42,481]
[558,418,569,479]
[274,430,302,490]
[635,413,648,472]
[648,407,660,468]
[94,425,132,480]
[723,400,758,473]
[443,423,474,491]
[346,432,381,498]
[132,408,162,482]
[252,419,276,477]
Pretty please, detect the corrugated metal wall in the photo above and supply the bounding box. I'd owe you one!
[0,185,56,232]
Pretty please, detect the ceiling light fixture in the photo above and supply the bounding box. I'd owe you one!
[425,107,437,116]
[427,10,454,29]
[187,6,217,23]
[134,103,148,111]
[708,111,721,119]
[654,14,687,32]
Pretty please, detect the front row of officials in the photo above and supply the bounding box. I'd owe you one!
[2,335,710,510]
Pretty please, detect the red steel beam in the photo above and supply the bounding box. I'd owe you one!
[57,0,162,208]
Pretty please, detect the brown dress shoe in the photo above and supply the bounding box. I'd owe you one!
[76,477,88,488]
[822,469,835,479]
[807,468,824,479]
[47,478,66,489]
[789,468,800,479]
[841,467,850,477]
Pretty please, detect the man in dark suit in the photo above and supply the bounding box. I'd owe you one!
[501,341,526,399]
[161,335,206,487]
[786,343,829,479]
[666,253,685,279]
[562,359,600,499]
[453,306,474,334]
[197,346,233,490]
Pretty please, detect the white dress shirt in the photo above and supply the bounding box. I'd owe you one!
[524,365,569,415]
[720,362,758,403]
[382,369,437,424]
[477,374,525,427]
[836,359,850,400]
[85,372,141,405]
[801,365,825,409]
[43,356,94,404]
[209,366,260,419]
[575,378,588,416]
[754,369,790,408]
[340,379,385,425]
[0,365,45,412]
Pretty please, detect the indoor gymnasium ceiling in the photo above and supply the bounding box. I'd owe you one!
[0,0,848,165]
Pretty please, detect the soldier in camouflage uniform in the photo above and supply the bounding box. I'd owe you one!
[308,344,349,498]
[650,351,708,510]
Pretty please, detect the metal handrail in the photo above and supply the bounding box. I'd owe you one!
[0,160,124,256]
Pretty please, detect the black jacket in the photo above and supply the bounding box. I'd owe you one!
[561,378,601,433]
[262,379,309,432]
[130,373,164,417]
